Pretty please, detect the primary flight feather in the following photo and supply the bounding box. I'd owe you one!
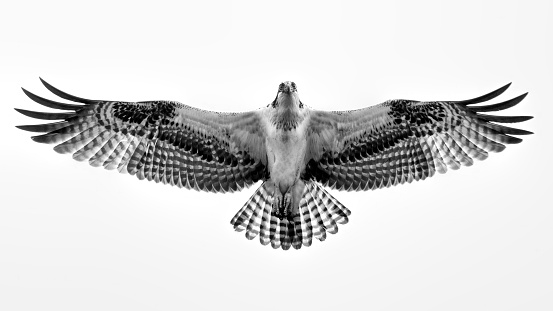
[16,79,532,250]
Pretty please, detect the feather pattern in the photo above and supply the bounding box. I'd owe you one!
[230,181,351,250]
[16,79,269,192]
[16,79,531,251]
[304,83,532,191]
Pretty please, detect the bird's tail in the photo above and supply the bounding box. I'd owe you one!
[230,181,351,250]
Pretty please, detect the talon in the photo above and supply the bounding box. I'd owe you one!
[272,197,281,218]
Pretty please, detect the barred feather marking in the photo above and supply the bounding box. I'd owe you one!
[53,126,102,155]
[151,139,164,183]
[292,214,303,249]
[306,186,327,242]
[458,126,505,153]
[315,183,350,224]
[451,129,488,161]
[419,139,436,178]
[245,192,265,240]
[73,130,113,162]
[280,219,291,250]
[18,79,267,196]
[299,194,314,247]
[259,197,272,246]
[103,139,130,170]
[126,139,148,175]
[443,133,473,167]
[118,136,142,173]
[427,136,448,174]
[231,182,271,233]
[231,181,350,250]
[269,215,281,249]
[89,134,122,167]
[435,134,461,170]
[314,189,338,234]
[305,84,531,194]
[31,121,92,144]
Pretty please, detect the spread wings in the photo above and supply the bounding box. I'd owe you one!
[16,78,268,193]
[304,83,532,191]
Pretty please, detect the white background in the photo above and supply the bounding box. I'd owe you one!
[1,0,551,310]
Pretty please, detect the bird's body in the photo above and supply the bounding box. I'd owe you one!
[264,83,309,217]
[16,79,533,250]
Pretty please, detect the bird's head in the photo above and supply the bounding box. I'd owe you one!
[271,81,303,109]
[278,81,297,94]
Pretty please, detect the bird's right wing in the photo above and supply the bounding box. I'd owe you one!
[16,78,270,193]
[304,83,533,191]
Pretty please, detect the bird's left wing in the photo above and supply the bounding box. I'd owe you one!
[16,78,268,193]
[304,83,532,191]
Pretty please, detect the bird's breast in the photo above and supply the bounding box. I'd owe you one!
[265,119,308,192]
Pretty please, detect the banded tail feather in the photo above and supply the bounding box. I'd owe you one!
[231,181,351,250]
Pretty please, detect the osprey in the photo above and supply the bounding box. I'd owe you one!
[16,79,532,250]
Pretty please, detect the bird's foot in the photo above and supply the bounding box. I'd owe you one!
[273,192,293,221]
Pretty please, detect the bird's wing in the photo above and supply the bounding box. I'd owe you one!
[304,83,532,191]
[16,78,268,193]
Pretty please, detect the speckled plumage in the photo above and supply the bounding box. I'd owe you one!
[16,79,532,250]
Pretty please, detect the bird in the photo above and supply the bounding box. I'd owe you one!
[15,79,532,250]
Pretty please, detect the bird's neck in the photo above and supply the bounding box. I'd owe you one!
[272,93,303,131]
[277,92,298,108]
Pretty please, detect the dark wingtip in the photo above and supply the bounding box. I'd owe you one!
[15,121,68,133]
[14,108,37,118]
[507,136,523,144]
[14,107,30,114]
[486,123,534,135]
[30,135,45,143]
[39,77,96,104]
[478,114,533,123]
[21,87,83,110]
[457,83,512,106]
[469,92,529,112]
[14,108,73,120]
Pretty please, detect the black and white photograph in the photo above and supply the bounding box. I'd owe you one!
[1,0,551,310]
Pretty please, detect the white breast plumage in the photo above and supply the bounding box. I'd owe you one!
[266,119,308,193]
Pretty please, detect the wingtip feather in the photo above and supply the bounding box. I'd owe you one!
[14,108,73,120]
[21,87,83,110]
[457,83,512,106]
[469,92,528,112]
[478,114,533,123]
[39,77,96,104]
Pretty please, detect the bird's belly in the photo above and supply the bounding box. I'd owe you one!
[266,131,307,193]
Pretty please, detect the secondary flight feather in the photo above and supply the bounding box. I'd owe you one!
[16,79,532,250]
